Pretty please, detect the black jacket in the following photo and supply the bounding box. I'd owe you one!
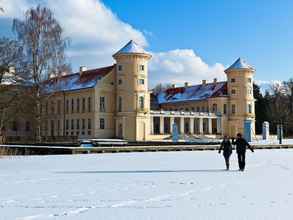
[232,138,254,154]
[219,139,232,157]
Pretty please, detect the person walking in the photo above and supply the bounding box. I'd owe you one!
[218,135,233,170]
[0,126,6,144]
[232,133,254,171]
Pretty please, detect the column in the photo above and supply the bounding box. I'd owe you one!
[189,118,194,134]
[199,118,203,134]
[159,116,164,134]
[208,118,212,134]
[180,117,184,134]
[217,117,222,135]
[150,116,154,134]
[170,117,174,134]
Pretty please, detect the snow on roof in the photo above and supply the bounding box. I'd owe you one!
[114,40,147,55]
[225,58,254,72]
[43,65,114,93]
[157,82,228,104]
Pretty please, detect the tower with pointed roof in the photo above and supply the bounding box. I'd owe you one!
[113,40,152,141]
[225,58,255,137]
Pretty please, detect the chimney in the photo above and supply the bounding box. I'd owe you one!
[79,66,87,75]
[171,84,176,88]
[49,73,56,79]
[213,78,217,84]
[184,82,189,87]
[202,80,206,85]
[8,66,15,74]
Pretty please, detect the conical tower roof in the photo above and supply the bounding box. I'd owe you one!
[225,58,254,72]
[113,40,149,56]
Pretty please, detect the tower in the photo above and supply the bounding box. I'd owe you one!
[113,40,152,141]
[225,58,255,137]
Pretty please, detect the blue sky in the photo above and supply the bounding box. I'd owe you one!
[1,0,293,86]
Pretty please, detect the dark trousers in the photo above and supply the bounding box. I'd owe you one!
[237,153,246,170]
[223,154,231,170]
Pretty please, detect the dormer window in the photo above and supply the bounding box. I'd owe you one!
[118,65,123,71]
[231,78,236,83]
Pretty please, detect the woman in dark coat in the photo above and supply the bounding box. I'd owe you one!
[218,135,233,170]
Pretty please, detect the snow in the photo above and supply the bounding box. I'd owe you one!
[225,57,254,71]
[1,150,293,220]
[115,40,147,55]
[157,82,227,104]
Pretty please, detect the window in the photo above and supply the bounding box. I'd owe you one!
[51,101,55,114]
[82,98,86,113]
[231,78,236,83]
[118,96,122,112]
[88,97,92,112]
[12,121,18,131]
[46,102,48,115]
[82,119,85,130]
[248,88,252,95]
[139,65,145,71]
[197,106,200,112]
[118,65,123,71]
[201,106,205,112]
[231,89,236,95]
[232,104,236,114]
[25,121,30,132]
[57,120,60,133]
[88,119,91,130]
[248,78,252,83]
[212,104,217,113]
[76,98,80,113]
[248,104,252,114]
[66,120,69,130]
[76,119,80,130]
[118,79,122,85]
[191,107,195,112]
[100,96,105,112]
[223,104,227,114]
[138,78,145,85]
[71,119,74,130]
[71,99,74,113]
[57,100,61,114]
[50,120,54,136]
[139,96,144,110]
[100,118,105,129]
[66,100,69,114]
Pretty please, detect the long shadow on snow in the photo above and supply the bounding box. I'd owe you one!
[55,169,239,174]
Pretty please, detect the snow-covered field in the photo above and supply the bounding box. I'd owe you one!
[1,150,293,220]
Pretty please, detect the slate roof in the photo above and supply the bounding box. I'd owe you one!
[225,58,254,72]
[156,82,228,104]
[114,40,148,56]
[43,65,114,93]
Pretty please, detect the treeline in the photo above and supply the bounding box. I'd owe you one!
[254,79,293,137]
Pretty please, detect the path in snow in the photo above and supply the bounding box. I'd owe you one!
[0,150,293,220]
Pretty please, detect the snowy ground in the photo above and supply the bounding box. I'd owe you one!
[1,150,293,220]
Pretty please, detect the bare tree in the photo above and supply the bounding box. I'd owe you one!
[0,38,24,132]
[12,5,70,141]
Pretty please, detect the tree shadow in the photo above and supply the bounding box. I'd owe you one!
[55,169,239,174]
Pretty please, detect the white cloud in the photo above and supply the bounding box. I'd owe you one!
[149,49,226,87]
[0,0,29,18]
[0,0,226,88]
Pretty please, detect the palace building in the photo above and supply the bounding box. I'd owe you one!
[3,40,255,141]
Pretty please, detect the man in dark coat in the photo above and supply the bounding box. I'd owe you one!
[232,133,254,171]
[218,135,233,170]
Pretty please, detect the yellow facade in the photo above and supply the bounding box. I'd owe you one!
[41,41,255,141]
